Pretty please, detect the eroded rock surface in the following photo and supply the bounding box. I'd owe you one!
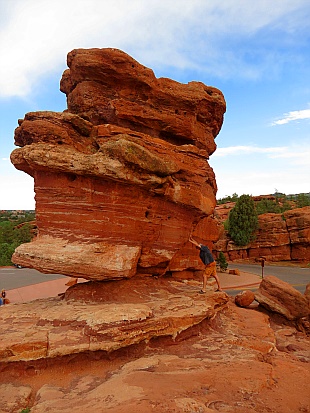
[1,299,309,413]
[10,48,226,280]
[0,278,228,363]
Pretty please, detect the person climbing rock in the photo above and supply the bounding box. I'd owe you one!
[189,236,222,293]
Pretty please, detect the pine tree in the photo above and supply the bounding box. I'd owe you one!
[228,194,258,246]
[216,251,228,272]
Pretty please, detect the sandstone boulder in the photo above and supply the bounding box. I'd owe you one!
[229,268,240,275]
[10,48,226,281]
[255,275,309,320]
[235,290,255,307]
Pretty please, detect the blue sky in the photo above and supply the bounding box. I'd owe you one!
[1,0,309,209]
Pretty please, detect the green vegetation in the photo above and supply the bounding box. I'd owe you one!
[216,251,228,272]
[227,194,258,246]
[217,193,239,204]
[20,408,31,413]
[255,197,291,215]
[295,193,310,208]
[0,210,35,266]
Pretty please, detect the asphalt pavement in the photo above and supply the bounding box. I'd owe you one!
[0,267,66,290]
[0,263,308,303]
[228,263,309,294]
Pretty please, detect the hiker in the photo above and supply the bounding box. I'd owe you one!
[1,289,6,305]
[189,236,222,293]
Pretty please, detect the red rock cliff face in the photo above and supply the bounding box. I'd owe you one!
[10,48,226,280]
[214,204,310,262]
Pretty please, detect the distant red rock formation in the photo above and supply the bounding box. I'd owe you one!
[214,204,310,262]
[10,48,226,280]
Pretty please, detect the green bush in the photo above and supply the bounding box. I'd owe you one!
[217,193,239,204]
[216,251,228,272]
[228,194,258,246]
[255,198,292,215]
[0,212,35,266]
[296,193,310,208]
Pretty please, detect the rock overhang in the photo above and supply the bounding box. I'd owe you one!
[10,48,226,280]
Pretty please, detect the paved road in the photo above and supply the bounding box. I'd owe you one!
[0,264,309,294]
[0,267,66,290]
[227,263,309,295]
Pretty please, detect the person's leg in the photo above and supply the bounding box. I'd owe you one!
[201,266,212,292]
[211,264,222,291]
[202,272,208,292]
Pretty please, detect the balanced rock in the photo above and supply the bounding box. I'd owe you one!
[10,48,226,281]
[235,290,255,307]
[255,275,309,320]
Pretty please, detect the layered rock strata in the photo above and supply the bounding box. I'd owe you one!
[11,48,226,280]
[0,278,228,363]
[1,297,310,413]
[214,205,310,262]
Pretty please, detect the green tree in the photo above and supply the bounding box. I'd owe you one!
[0,221,15,244]
[228,194,258,246]
[216,251,228,272]
[296,193,310,208]
[0,215,35,266]
[13,223,33,244]
[0,242,16,266]
[217,193,239,204]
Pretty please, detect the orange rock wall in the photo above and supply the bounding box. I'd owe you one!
[214,205,310,262]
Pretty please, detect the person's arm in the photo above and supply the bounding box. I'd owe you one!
[189,236,201,248]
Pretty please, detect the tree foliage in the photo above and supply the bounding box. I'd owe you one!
[217,193,239,204]
[228,194,258,246]
[0,211,35,266]
[255,198,291,215]
[216,251,228,272]
[295,193,310,208]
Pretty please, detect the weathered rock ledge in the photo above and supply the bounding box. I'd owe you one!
[0,278,228,363]
[1,292,310,413]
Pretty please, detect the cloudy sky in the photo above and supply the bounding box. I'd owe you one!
[1,0,309,209]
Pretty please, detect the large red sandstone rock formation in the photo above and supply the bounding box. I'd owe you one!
[10,48,226,280]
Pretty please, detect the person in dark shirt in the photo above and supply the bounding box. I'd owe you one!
[189,236,222,293]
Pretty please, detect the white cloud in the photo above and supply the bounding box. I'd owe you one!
[0,0,309,98]
[269,146,310,166]
[272,109,310,125]
[213,143,310,168]
[213,145,288,157]
[0,173,35,210]
[212,142,310,198]
[215,168,309,199]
